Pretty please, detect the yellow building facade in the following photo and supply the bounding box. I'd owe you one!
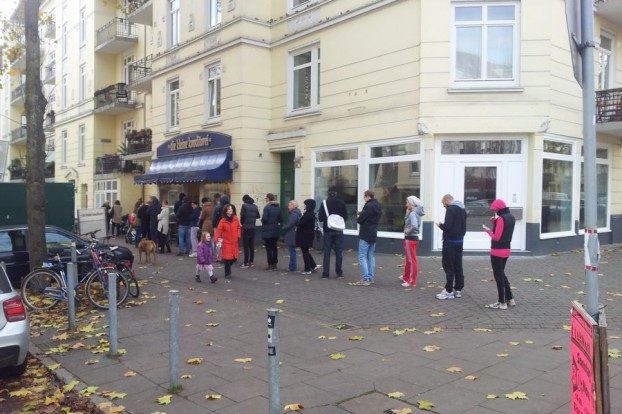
[6,0,622,254]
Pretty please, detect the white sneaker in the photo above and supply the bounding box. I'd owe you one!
[436,290,454,300]
[489,302,508,310]
[507,299,516,307]
[189,253,197,258]
[454,290,462,298]
[401,282,412,287]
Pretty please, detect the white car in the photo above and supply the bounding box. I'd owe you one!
[0,264,29,377]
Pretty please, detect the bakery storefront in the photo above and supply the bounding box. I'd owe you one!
[134,131,233,205]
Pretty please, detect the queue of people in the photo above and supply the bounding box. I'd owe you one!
[124,190,517,310]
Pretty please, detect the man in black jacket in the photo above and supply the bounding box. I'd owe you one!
[357,190,382,286]
[318,186,348,278]
[435,193,467,300]
[176,197,193,256]
[240,194,259,268]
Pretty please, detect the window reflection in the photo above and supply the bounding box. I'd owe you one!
[315,149,358,162]
[580,163,608,229]
[441,140,521,154]
[314,165,358,230]
[541,159,573,233]
[464,167,496,232]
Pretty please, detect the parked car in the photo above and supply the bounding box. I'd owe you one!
[0,225,134,288]
[0,263,29,377]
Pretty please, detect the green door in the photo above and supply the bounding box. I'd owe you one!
[280,152,295,227]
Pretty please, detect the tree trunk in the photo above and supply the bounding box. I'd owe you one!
[24,0,48,272]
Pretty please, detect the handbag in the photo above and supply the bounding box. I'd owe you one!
[323,200,346,231]
[313,220,324,251]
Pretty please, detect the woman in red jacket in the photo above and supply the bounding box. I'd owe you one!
[214,204,241,279]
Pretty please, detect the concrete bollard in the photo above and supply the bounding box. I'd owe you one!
[169,290,180,389]
[67,262,78,332]
[267,308,281,414]
[108,270,118,356]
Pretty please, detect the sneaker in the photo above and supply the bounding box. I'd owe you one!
[436,290,455,300]
[301,271,312,275]
[264,265,273,271]
[401,282,412,287]
[249,263,255,268]
[507,299,516,307]
[312,265,321,272]
[336,273,344,279]
[209,275,217,284]
[224,274,231,279]
[489,302,508,309]
[361,281,371,286]
[195,275,201,283]
[454,290,462,298]
[189,253,197,258]
[240,264,250,269]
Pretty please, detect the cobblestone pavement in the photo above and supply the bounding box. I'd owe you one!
[28,243,622,414]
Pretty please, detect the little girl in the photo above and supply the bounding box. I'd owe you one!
[196,231,216,283]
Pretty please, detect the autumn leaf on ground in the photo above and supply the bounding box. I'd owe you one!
[205,309,216,313]
[44,394,62,405]
[417,400,435,410]
[63,380,80,392]
[388,409,412,414]
[329,353,346,360]
[505,391,529,400]
[85,359,99,365]
[379,326,391,331]
[393,329,405,336]
[562,325,571,331]
[124,371,137,377]
[446,366,462,373]
[551,345,563,350]
[187,357,204,365]
[47,363,61,370]
[423,345,440,352]
[234,358,253,363]
[496,353,509,358]
[9,388,32,398]
[424,327,443,335]
[206,323,220,327]
[509,341,520,346]
[487,394,498,399]
[205,394,222,400]
[473,328,492,332]
[181,374,192,379]
[349,336,365,341]
[430,312,444,317]
[524,340,534,344]
[103,406,125,413]
[464,375,478,380]
[80,386,99,395]
[284,402,304,411]
[318,335,326,339]
[387,391,404,398]
[609,348,621,358]
[275,299,285,304]
[156,394,173,405]
[100,391,127,400]
[52,332,70,341]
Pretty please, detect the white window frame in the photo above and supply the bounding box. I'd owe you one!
[288,43,321,115]
[79,7,86,45]
[61,130,68,166]
[167,78,180,131]
[169,0,180,47]
[598,31,616,91]
[95,180,118,209]
[205,63,221,123]
[62,23,68,58]
[79,64,86,102]
[78,124,86,164]
[579,145,611,232]
[122,120,135,146]
[289,0,312,11]
[208,0,222,28]
[450,1,520,89]
[62,74,68,108]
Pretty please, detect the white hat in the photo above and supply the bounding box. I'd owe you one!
[407,195,422,207]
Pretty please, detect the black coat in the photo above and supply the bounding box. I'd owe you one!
[176,201,193,226]
[318,195,348,233]
[240,202,260,229]
[261,202,282,239]
[149,201,161,230]
[296,210,316,249]
[357,198,382,243]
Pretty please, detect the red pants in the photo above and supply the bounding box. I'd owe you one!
[403,239,419,285]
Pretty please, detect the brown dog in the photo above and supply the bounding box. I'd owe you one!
[138,239,158,264]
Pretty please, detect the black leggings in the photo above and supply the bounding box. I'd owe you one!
[301,247,316,272]
[491,255,513,303]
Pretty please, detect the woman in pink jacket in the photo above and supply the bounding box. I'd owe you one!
[483,199,516,310]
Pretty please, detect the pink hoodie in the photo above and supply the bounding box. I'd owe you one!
[485,199,510,258]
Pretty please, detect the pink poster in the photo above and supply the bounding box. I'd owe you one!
[570,304,596,414]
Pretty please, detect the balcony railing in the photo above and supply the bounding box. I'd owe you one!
[596,88,622,123]
[127,0,153,25]
[94,83,136,114]
[44,64,56,85]
[128,136,152,155]
[45,111,55,131]
[9,167,25,181]
[11,85,25,105]
[95,18,138,54]
[128,54,153,93]
[43,19,56,38]
[96,155,122,175]
[10,126,27,143]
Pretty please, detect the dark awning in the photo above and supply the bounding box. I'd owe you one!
[134,148,232,184]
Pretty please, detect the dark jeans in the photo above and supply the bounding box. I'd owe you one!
[301,247,316,272]
[112,222,123,237]
[264,237,278,265]
[223,259,233,276]
[141,224,150,241]
[491,255,513,303]
[134,225,142,247]
[149,224,158,244]
[322,231,343,277]
[158,231,171,253]
[242,228,255,264]
[442,240,464,293]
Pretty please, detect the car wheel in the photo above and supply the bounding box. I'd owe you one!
[0,357,28,378]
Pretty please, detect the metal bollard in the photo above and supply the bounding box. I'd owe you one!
[67,263,77,331]
[267,308,281,414]
[70,242,77,263]
[108,270,118,356]
[169,290,180,388]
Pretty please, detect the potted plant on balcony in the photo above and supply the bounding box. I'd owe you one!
[8,158,23,172]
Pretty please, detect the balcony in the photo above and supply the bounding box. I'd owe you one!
[11,85,25,105]
[94,83,137,115]
[44,64,56,85]
[10,49,25,71]
[128,54,153,93]
[96,154,122,175]
[9,167,26,181]
[10,126,27,144]
[596,88,622,136]
[127,0,153,26]
[124,129,153,160]
[43,19,56,39]
[594,1,622,27]
[44,111,55,133]
[95,18,138,54]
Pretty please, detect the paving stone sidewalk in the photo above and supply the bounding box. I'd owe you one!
[29,244,622,413]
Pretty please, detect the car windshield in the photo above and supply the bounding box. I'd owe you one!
[0,268,11,293]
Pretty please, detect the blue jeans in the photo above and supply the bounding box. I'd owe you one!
[322,231,343,277]
[358,239,376,282]
[288,246,297,271]
[178,225,190,254]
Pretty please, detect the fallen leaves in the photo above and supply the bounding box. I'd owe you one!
[186,357,204,365]
[348,336,365,341]
[464,375,478,380]
[473,328,492,332]
[446,366,462,373]
[505,391,529,400]
[156,394,173,405]
[234,358,253,363]
[417,400,435,410]
[329,353,346,360]
[284,402,304,411]
[423,345,440,352]
[387,391,404,398]
[609,348,621,358]
[205,394,222,400]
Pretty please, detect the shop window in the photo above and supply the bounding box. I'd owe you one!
[541,140,574,235]
[580,147,610,229]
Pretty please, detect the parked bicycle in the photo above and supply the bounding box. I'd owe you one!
[82,230,139,298]
[20,239,130,311]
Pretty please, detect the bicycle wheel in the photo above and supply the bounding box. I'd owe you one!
[122,267,140,298]
[85,268,130,310]
[21,269,63,311]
